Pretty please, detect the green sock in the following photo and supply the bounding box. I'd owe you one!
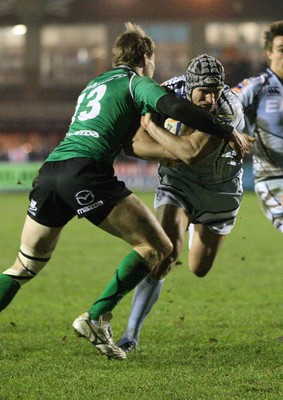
[0,274,21,312]
[88,250,149,320]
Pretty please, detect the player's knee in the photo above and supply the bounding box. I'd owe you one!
[194,269,209,278]
[155,236,173,261]
[148,247,169,269]
[151,243,180,278]
[162,237,174,260]
[189,263,210,278]
[2,244,53,286]
[143,242,173,271]
[152,256,174,279]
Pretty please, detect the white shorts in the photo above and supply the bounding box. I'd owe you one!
[154,175,243,235]
[254,178,283,233]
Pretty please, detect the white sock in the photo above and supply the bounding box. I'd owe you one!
[122,275,164,343]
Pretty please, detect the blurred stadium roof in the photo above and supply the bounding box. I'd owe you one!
[0,0,280,131]
[0,0,280,24]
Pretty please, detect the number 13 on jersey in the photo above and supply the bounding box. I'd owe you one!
[71,84,107,123]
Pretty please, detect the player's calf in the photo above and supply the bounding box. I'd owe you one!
[0,244,52,312]
[2,243,52,286]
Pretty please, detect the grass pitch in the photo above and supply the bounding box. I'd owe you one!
[0,191,282,400]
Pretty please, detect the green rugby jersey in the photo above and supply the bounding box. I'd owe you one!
[46,66,167,165]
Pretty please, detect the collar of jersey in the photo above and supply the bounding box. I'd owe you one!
[114,65,139,75]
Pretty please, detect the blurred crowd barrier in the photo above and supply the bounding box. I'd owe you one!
[0,159,254,192]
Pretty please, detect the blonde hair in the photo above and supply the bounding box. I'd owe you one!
[112,22,155,68]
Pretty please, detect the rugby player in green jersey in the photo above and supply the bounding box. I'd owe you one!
[0,23,246,360]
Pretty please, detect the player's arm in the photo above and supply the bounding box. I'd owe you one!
[142,114,220,165]
[123,125,178,162]
[157,93,248,158]
[232,78,256,109]
[240,133,256,153]
[157,93,232,139]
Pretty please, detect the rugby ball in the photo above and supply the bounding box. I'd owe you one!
[164,118,183,135]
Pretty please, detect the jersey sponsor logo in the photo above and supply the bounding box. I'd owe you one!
[215,114,235,124]
[75,190,104,215]
[214,113,235,125]
[28,199,38,216]
[66,130,100,138]
[75,190,95,206]
[77,201,104,215]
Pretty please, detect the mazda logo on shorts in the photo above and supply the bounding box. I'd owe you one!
[75,190,95,205]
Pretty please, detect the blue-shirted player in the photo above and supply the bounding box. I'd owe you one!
[233,20,283,233]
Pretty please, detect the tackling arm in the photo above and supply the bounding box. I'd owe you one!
[157,94,249,159]
[141,114,221,165]
[157,94,233,139]
[123,125,178,162]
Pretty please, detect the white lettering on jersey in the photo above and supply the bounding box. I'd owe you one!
[66,130,100,138]
[265,99,283,113]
